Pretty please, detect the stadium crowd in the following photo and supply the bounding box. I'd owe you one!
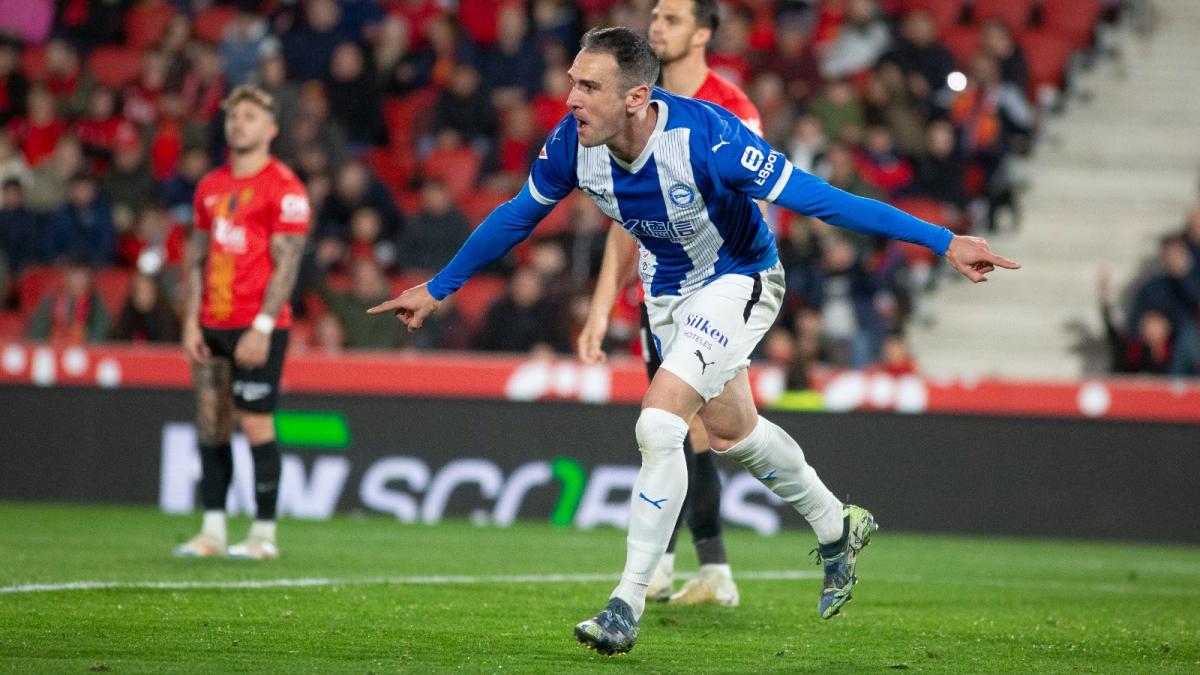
[2,0,1185,378]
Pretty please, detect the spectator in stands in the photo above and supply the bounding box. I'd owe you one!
[531,68,570,135]
[259,54,301,136]
[878,331,917,375]
[73,87,128,175]
[810,80,865,145]
[475,266,568,354]
[118,204,183,271]
[374,15,428,97]
[531,0,583,57]
[813,235,885,368]
[980,19,1029,93]
[316,160,402,250]
[26,135,83,213]
[0,37,28,127]
[883,9,954,105]
[27,256,110,343]
[275,83,348,176]
[220,7,278,88]
[400,179,471,275]
[0,131,32,190]
[423,13,478,90]
[478,4,546,106]
[122,50,168,128]
[161,147,210,224]
[311,312,346,353]
[787,113,828,176]
[820,143,881,201]
[1098,269,1172,375]
[1127,234,1199,375]
[179,45,226,128]
[947,52,1032,231]
[312,257,403,350]
[854,124,914,198]
[1182,207,1200,265]
[818,0,891,81]
[434,64,498,151]
[110,271,180,343]
[283,0,355,82]
[493,103,539,190]
[863,62,926,159]
[103,128,158,228]
[757,16,822,105]
[44,39,96,121]
[7,86,67,168]
[0,178,41,273]
[348,206,399,270]
[913,119,967,209]
[45,172,115,267]
[327,41,386,149]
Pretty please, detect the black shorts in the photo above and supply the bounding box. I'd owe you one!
[202,327,290,413]
[639,302,662,381]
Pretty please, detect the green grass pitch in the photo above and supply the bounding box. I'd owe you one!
[1,503,1197,673]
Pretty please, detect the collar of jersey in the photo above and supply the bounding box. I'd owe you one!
[606,98,669,174]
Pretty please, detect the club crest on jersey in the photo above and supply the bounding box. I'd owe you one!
[668,183,695,206]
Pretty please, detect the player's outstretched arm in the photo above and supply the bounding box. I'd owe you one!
[367,282,439,331]
[944,235,1021,283]
[577,225,638,364]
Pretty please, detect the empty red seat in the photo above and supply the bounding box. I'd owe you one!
[421,146,482,199]
[1040,0,1103,48]
[1018,28,1075,97]
[972,0,1031,32]
[452,274,507,328]
[17,265,61,318]
[940,24,982,70]
[88,46,145,88]
[123,0,176,50]
[383,88,439,153]
[0,311,25,338]
[93,267,133,317]
[193,4,237,43]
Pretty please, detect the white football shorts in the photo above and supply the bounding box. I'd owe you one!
[643,262,784,402]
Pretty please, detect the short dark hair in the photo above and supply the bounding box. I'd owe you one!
[691,0,720,32]
[579,27,660,91]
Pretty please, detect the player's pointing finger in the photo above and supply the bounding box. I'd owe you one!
[987,253,1021,269]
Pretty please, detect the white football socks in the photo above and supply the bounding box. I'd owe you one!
[720,416,844,544]
[611,408,689,620]
[201,510,227,544]
[249,520,277,542]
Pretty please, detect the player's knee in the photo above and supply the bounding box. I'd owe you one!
[239,413,275,445]
[635,408,689,462]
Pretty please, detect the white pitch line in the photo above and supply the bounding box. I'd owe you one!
[2,570,1199,598]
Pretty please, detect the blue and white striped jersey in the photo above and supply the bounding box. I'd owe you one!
[528,87,787,297]
[425,88,950,302]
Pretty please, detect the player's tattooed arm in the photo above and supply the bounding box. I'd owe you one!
[184,229,210,323]
[259,232,307,319]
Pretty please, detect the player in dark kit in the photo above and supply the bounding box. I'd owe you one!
[174,85,311,560]
[577,0,762,607]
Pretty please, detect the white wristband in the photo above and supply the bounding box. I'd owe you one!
[251,313,275,334]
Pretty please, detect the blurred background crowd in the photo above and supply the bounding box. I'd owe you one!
[0,0,1194,379]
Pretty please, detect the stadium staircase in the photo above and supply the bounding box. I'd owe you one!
[909,0,1200,378]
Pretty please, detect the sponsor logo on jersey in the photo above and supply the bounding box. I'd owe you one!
[668,183,695,206]
[684,313,730,348]
[740,146,764,171]
[622,218,697,241]
[280,193,310,223]
[753,150,782,187]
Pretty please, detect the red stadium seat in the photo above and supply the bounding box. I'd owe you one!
[452,274,507,328]
[0,311,25,338]
[123,0,176,50]
[88,46,145,88]
[940,25,982,70]
[459,190,509,225]
[17,265,61,318]
[972,0,1031,32]
[903,0,964,34]
[193,4,238,43]
[93,267,133,317]
[1018,28,1075,97]
[383,88,440,154]
[363,146,416,195]
[1040,0,1103,48]
[421,146,482,199]
[20,45,48,81]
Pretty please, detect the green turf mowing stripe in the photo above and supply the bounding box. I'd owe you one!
[273,411,351,449]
